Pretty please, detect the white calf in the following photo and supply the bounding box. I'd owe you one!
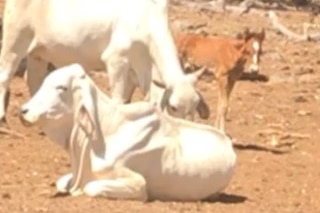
[20,64,236,201]
[0,0,208,126]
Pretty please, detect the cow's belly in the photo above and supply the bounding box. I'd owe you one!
[34,42,107,71]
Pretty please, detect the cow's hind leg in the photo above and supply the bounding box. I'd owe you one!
[83,168,148,201]
[102,47,133,104]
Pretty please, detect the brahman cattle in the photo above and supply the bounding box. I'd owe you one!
[0,0,208,127]
[20,64,236,201]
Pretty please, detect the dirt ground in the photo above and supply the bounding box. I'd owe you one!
[0,2,320,213]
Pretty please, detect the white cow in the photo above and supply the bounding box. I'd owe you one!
[20,64,236,201]
[127,67,210,120]
[0,0,209,126]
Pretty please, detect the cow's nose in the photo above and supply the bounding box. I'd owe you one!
[20,108,29,115]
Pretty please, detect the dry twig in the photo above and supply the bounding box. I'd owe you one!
[267,11,320,41]
[0,127,26,140]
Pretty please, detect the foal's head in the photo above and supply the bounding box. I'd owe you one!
[236,28,265,73]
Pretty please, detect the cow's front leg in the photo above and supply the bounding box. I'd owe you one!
[26,55,49,95]
[0,57,24,127]
[83,167,148,201]
[55,173,73,195]
[0,11,35,126]
[103,52,133,104]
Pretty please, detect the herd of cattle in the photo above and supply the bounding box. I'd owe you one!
[0,0,265,201]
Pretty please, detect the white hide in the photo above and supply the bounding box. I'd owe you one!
[129,68,210,121]
[20,64,236,201]
[248,41,261,73]
[0,0,206,124]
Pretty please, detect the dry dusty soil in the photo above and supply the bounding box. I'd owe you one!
[0,1,320,213]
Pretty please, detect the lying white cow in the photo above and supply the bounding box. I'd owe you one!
[20,64,236,201]
[0,0,208,126]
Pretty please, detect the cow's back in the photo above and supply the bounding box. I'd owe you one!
[18,0,162,70]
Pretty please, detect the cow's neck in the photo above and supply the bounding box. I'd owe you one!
[149,18,184,87]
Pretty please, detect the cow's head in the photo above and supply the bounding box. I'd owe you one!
[153,67,210,120]
[236,27,265,74]
[20,64,97,149]
[20,63,103,194]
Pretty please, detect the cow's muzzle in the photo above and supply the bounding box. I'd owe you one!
[19,108,35,127]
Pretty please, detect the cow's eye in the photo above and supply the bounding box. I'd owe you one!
[56,85,68,92]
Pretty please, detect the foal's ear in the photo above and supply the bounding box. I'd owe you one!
[236,32,243,39]
[236,27,250,40]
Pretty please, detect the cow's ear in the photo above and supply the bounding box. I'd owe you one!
[69,102,93,195]
[68,75,97,195]
[68,74,104,194]
[160,88,173,111]
[187,66,207,84]
[79,75,98,130]
[196,92,210,119]
[152,80,166,89]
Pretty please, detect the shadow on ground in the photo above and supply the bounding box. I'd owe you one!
[239,72,269,82]
[234,143,290,155]
[204,192,247,204]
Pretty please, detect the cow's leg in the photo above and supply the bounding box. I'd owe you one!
[128,47,152,97]
[26,55,49,95]
[0,54,27,126]
[106,56,132,103]
[83,168,147,201]
[0,15,34,126]
[102,46,133,103]
[56,173,73,194]
[123,69,139,103]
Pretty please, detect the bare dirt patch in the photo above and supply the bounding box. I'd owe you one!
[0,2,320,213]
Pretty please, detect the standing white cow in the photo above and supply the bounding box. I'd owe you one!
[127,67,209,121]
[0,0,209,127]
[20,64,236,201]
